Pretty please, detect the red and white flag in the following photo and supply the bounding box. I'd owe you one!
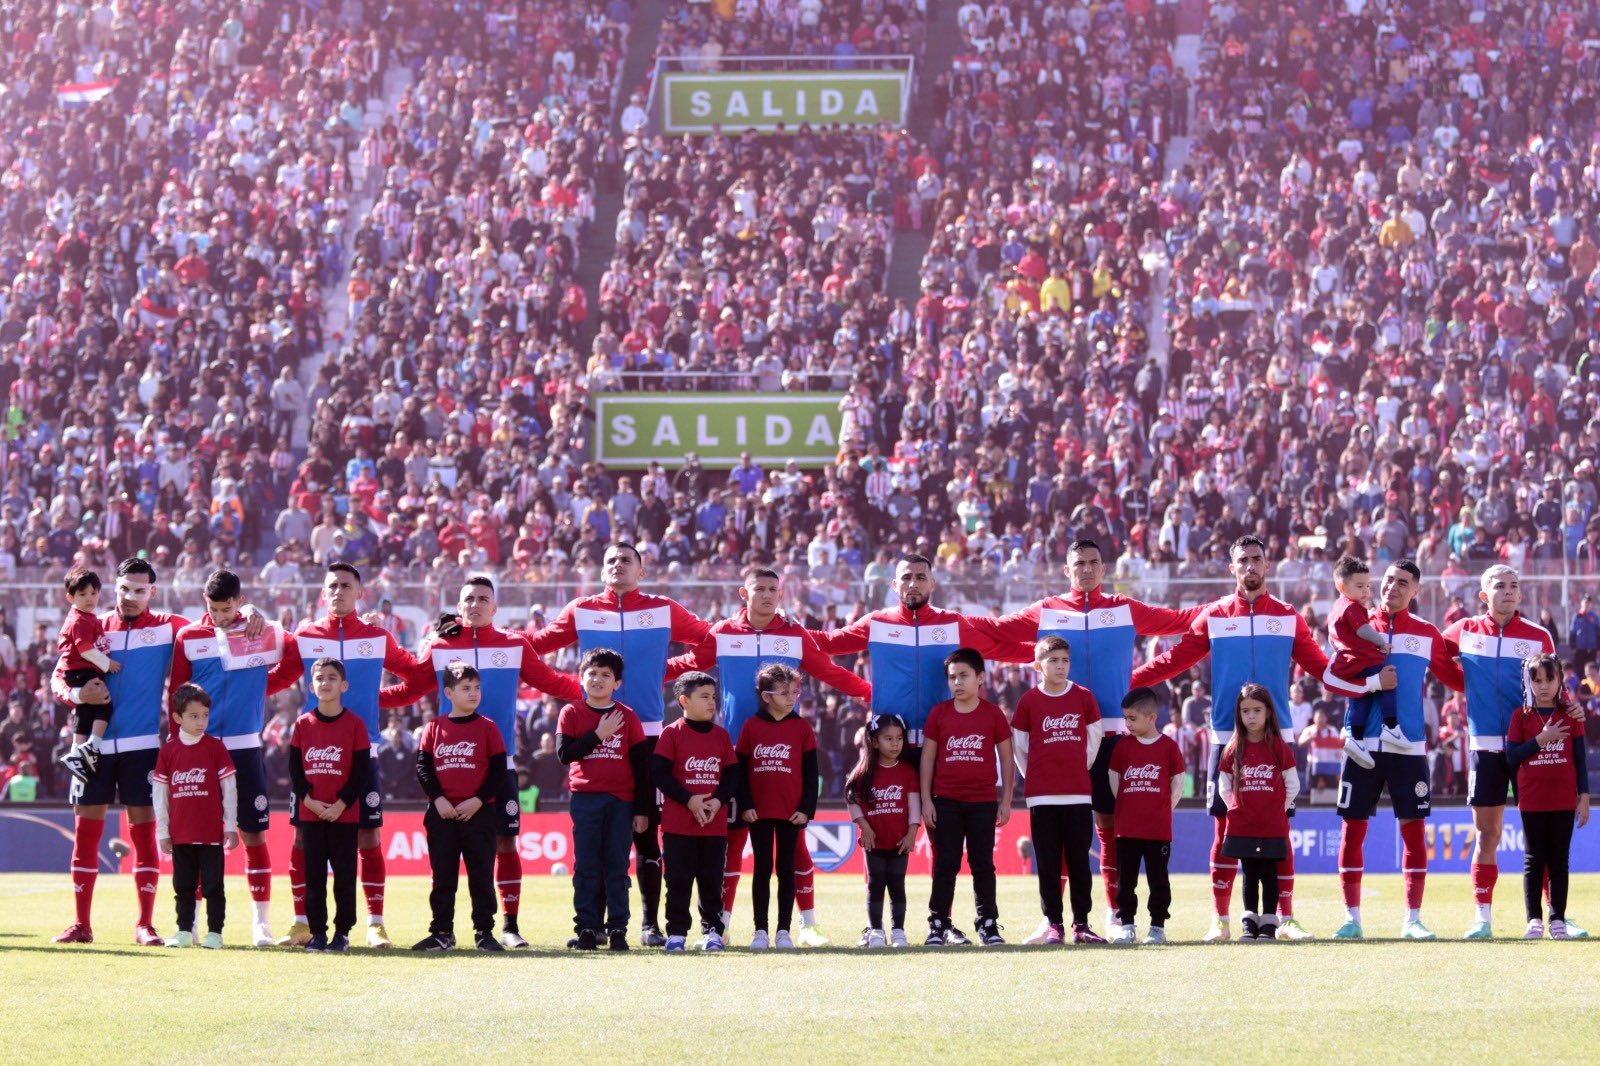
[56,79,117,108]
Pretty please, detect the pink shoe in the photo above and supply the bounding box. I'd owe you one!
[1072,924,1108,945]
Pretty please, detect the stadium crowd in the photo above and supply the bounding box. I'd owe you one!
[7,0,1600,816]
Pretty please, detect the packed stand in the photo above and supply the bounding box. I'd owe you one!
[653,0,927,74]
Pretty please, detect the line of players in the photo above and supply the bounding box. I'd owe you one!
[50,535,1580,946]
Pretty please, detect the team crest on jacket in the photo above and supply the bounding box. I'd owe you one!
[139,630,157,646]
[248,655,264,667]
[805,821,858,872]
[358,641,374,656]
[773,638,790,654]
[1266,618,1284,633]
[931,628,948,642]
[1099,611,1115,625]
[1403,637,1420,652]
[638,612,654,627]
[1514,641,1531,656]
[493,652,509,667]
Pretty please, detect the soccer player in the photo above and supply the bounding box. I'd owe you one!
[51,557,259,947]
[380,575,583,948]
[1330,560,1465,940]
[527,541,712,946]
[1441,565,1579,939]
[812,553,1022,746]
[665,565,872,945]
[990,538,1199,935]
[279,563,426,948]
[1132,535,1384,941]
[168,569,302,946]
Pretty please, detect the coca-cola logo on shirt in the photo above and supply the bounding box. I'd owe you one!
[683,756,722,773]
[434,741,477,758]
[945,734,985,751]
[872,784,905,802]
[1122,763,1162,783]
[1042,713,1081,734]
[170,768,208,786]
[1241,763,1276,785]
[753,742,794,761]
[304,745,343,762]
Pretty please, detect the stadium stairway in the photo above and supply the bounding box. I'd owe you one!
[577,0,667,351]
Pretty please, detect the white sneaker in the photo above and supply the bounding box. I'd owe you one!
[252,922,275,947]
[1111,925,1137,945]
[1379,725,1410,753]
[889,928,909,948]
[1024,918,1055,946]
[1203,917,1231,942]
[865,928,887,949]
[1142,927,1167,945]
[774,929,795,950]
[1525,919,1545,940]
[698,931,725,952]
[749,929,770,951]
[1343,737,1375,769]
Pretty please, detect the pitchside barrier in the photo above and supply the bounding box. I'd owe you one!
[5,806,1596,877]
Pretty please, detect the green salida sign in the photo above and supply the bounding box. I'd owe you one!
[594,393,844,468]
[660,71,908,133]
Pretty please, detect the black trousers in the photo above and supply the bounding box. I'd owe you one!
[748,818,800,932]
[172,842,225,934]
[1523,809,1576,921]
[303,820,358,937]
[634,737,663,927]
[928,798,998,923]
[1240,856,1280,916]
[425,805,497,937]
[663,832,726,937]
[1030,804,1094,925]
[866,849,909,929]
[1115,837,1171,926]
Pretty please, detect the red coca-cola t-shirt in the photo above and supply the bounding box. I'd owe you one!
[1109,733,1185,841]
[154,733,236,845]
[58,607,108,674]
[923,698,1011,803]
[1508,705,1583,812]
[1220,736,1294,837]
[852,759,920,849]
[290,709,370,823]
[559,700,645,802]
[736,713,817,819]
[657,717,736,837]
[1011,683,1100,804]
[419,713,507,804]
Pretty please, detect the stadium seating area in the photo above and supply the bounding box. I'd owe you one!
[6,0,1600,804]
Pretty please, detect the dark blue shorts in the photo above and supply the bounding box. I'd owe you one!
[1337,751,1431,821]
[229,747,271,835]
[496,767,521,837]
[1468,749,1513,808]
[69,746,157,808]
[1091,732,1124,815]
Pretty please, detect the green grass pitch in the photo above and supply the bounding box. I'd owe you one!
[6,873,1600,1062]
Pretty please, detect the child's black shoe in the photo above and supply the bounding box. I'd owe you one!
[328,934,350,952]
[925,917,947,947]
[411,933,452,951]
[572,928,599,950]
[943,924,972,946]
[1240,916,1260,942]
[475,931,505,952]
[305,933,329,953]
[608,930,630,951]
[977,919,1005,946]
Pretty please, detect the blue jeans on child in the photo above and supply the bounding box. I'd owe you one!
[570,791,634,934]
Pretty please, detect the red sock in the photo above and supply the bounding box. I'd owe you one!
[244,843,272,903]
[1277,847,1295,918]
[794,832,816,913]
[359,845,386,920]
[1339,820,1367,908]
[1209,817,1236,917]
[1095,821,1119,912]
[1471,862,1497,907]
[722,824,747,914]
[496,848,522,921]
[70,816,104,928]
[1401,820,1427,910]
[289,845,306,918]
[128,820,159,928]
